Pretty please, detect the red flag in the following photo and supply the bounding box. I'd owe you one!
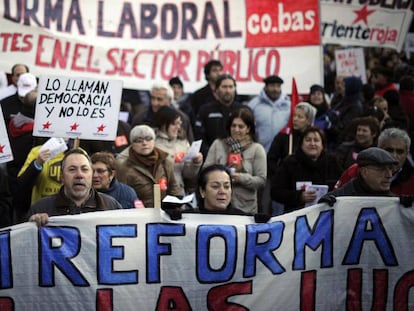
[282,77,299,135]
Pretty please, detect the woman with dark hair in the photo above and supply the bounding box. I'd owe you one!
[203,107,266,214]
[153,106,203,194]
[271,127,342,213]
[308,84,330,122]
[193,164,245,215]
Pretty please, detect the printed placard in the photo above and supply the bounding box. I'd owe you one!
[0,106,13,164]
[33,75,123,140]
[335,48,367,84]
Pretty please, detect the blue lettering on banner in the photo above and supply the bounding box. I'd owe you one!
[146,223,185,283]
[197,225,237,284]
[244,221,285,278]
[294,210,334,270]
[97,224,138,285]
[343,208,398,266]
[0,230,12,289]
[39,226,89,286]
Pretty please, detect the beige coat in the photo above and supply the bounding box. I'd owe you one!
[203,139,267,214]
[155,131,201,194]
[117,148,183,208]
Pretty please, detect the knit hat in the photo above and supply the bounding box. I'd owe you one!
[310,84,325,94]
[357,147,398,167]
[344,76,362,97]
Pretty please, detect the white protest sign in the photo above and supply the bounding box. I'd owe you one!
[33,76,123,140]
[0,106,13,163]
[335,47,367,84]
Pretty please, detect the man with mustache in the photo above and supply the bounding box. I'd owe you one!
[29,149,122,227]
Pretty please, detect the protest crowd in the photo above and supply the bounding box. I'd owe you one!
[0,45,414,227]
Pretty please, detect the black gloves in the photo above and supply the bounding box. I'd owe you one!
[318,194,337,207]
[400,196,413,208]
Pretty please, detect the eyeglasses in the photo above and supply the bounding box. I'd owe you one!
[172,120,182,126]
[383,147,406,155]
[93,168,108,175]
[133,136,154,143]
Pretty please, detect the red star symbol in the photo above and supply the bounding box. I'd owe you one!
[70,123,79,131]
[0,145,4,153]
[42,121,52,129]
[352,4,375,26]
[97,124,106,132]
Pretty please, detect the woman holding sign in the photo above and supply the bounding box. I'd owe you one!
[117,125,183,208]
[271,127,342,213]
[203,107,266,214]
[153,106,203,194]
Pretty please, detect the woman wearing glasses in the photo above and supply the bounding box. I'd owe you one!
[117,125,183,208]
[153,106,203,194]
[91,151,138,209]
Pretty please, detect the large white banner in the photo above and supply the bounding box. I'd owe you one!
[1,197,414,310]
[0,0,322,94]
[321,1,413,51]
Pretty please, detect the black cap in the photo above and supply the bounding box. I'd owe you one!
[357,147,398,167]
[169,77,183,87]
[263,75,283,85]
[310,84,325,94]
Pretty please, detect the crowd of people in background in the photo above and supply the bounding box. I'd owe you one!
[1,45,414,227]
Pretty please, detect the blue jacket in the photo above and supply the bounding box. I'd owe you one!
[248,89,290,152]
[100,178,138,209]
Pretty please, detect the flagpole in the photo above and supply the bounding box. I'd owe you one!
[288,132,293,155]
[288,77,299,155]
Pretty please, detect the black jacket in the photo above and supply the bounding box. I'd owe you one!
[267,130,302,178]
[271,148,342,213]
[29,187,122,218]
[194,100,245,156]
[0,165,12,228]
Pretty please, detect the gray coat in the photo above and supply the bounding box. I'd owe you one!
[203,139,267,214]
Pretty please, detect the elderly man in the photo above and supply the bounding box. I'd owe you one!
[1,72,37,125]
[0,63,29,101]
[335,128,414,195]
[29,149,122,227]
[131,81,193,142]
[321,147,398,200]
